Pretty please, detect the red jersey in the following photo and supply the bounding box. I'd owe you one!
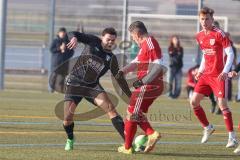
[133,36,162,83]
[196,26,231,76]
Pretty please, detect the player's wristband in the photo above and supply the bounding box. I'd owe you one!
[133,79,144,89]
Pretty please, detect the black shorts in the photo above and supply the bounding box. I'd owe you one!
[64,83,105,105]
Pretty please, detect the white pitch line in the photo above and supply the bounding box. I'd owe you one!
[0,141,226,148]
[0,121,237,129]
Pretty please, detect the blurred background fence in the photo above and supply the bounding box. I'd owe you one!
[3,0,240,91]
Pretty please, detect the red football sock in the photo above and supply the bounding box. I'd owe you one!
[124,120,137,149]
[138,118,154,135]
[193,105,209,127]
[222,108,233,132]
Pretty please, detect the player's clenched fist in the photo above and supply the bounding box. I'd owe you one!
[194,72,202,81]
[218,72,228,81]
[228,71,238,78]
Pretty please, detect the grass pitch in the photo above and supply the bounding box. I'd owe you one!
[1,78,240,160]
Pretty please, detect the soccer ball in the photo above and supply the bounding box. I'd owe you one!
[133,135,148,152]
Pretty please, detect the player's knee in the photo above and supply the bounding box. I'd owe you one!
[64,112,74,122]
[63,120,73,126]
[217,98,227,108]
[189,98,199,108]
[105,102,116,113]
[102,99,118,117]
[107,108,118,119]
[218,104,229,111]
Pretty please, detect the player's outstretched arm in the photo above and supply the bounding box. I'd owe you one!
[67,31,99,46]
[110,56,132,98]
[121,57,138,74]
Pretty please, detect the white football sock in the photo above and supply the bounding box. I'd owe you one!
[204,124,212,130]
[229,131,236,139]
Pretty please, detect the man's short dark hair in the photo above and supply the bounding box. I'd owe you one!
[128,21,148,35]
[58,27,66,33]
[102,27,117,37]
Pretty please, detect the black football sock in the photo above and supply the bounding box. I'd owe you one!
[111,115,125,140]
[63,122,74,140]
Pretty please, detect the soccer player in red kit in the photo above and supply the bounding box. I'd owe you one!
[117,21,166,154]
[229,60,240,154]
[190,7,238,148]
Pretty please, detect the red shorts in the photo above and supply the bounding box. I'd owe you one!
[128,82,163,115]
[194,75,228,98]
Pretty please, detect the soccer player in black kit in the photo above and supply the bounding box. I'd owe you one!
[63,27,131,151]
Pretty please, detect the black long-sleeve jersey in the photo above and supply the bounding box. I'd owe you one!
[65,31,131,97]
